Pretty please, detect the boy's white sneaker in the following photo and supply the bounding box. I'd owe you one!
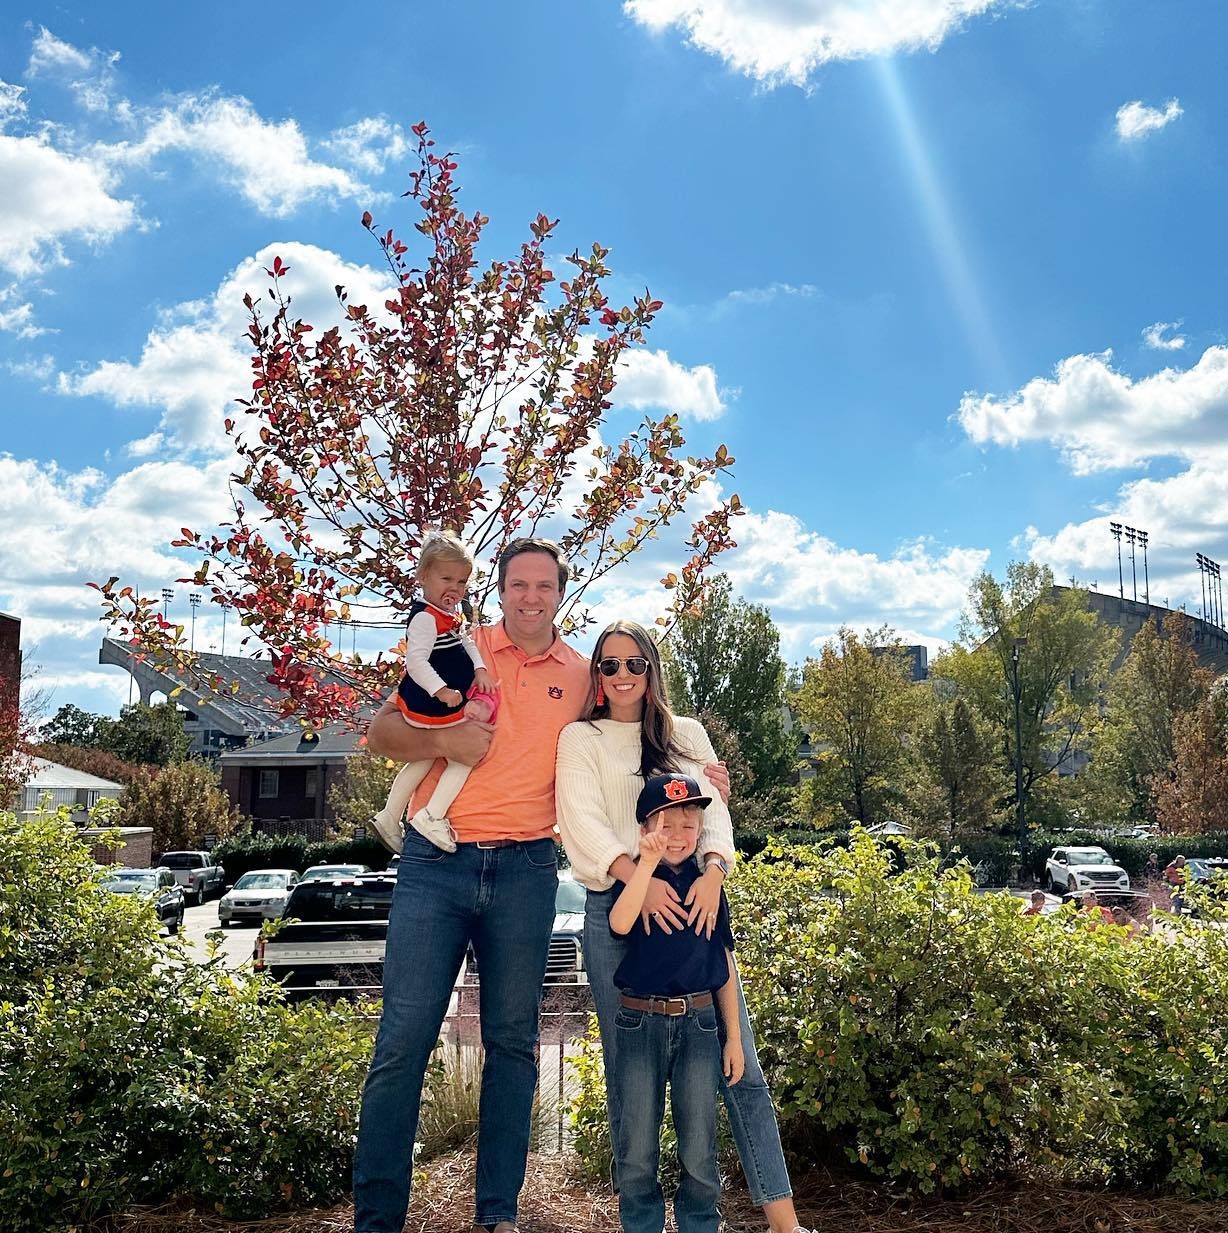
[410,806,458,853]
[370,807,405,855]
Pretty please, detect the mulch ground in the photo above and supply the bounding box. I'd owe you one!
[112,1150,1225,1233]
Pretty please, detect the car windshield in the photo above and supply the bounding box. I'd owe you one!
[159,853,203,869]
[555,878,587,914]
[1068,850,1114,865]
[284,880,395,921]
[234,872,288,890]
[301,866,364,881]
[103,871,156,890]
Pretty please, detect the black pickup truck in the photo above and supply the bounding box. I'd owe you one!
[255,871,586,1002]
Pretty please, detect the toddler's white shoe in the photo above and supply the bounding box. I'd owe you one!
[370,807,405,855]
[410,807,458,853]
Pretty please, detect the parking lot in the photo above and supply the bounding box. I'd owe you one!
[178,897,261,969]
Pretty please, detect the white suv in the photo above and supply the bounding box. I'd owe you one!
[1045,846,1130,895]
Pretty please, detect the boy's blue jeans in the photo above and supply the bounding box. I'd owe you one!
[584,886,793,1206]
[614,998,722,1233]
[351,830,558,1233]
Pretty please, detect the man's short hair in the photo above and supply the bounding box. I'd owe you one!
[497,537,569,593]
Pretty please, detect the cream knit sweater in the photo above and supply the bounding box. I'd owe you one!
[555,715,737,892]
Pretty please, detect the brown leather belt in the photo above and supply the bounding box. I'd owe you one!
[619,991,713,1017]
[469,838,521,849]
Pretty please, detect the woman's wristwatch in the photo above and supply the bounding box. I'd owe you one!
[704,855,731,879]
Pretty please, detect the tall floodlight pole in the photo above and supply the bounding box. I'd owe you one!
[1110,522,1124,599]
[189,592,201,651]
[1197,554,1208,623]
[1138,530,1150,605]
[1125,527,1138,600]
[1011,637,1029,877]
[161,587,174,622]
[220,602,229,657]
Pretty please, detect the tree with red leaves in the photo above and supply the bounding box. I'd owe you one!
[94,123,740,727]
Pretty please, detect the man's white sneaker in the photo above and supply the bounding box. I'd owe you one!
[410,807,458,853]
[370,808,405,855]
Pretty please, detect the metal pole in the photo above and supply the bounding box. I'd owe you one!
[1126,527,1138,601]
[1198,555,1208,623]
[1110,523,1124,599]
[1012,638,1028,877]
[189,592,201,652]
[1139,531,1149,605]
[221,604,228,657]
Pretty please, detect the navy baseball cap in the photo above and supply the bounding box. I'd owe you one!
[636,773,712,825]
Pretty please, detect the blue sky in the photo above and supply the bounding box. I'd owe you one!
[2,1,1226,718]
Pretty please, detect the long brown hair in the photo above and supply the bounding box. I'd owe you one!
[583,620,687,780]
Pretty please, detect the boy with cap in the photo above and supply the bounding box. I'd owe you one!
[607,772,744,1233]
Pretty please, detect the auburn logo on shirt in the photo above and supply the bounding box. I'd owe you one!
[548,685,564,699]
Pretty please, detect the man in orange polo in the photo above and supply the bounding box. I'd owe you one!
[352,539,590,1233]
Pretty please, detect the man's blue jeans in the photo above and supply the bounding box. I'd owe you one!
[352,830,558,1233]
[584,887,793,1206]
[614,999,721,1233]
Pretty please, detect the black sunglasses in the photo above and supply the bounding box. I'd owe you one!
[597,656,650,677]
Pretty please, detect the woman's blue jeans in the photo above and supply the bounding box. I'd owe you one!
[352,831,558,1233]
[583,887,794,1206]
[614,999,721,1233]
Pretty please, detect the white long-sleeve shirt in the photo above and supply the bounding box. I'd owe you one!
[555,715,736,892]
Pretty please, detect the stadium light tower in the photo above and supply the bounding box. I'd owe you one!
[1197,554,1208,623]
[1109,522,1124,599]
[1124,526,1138,601]
[1137,530,1149,605]
[161,587,174,622]
[189,592,201,651]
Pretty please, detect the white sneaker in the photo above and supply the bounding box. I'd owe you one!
[369,808,405,855]
[410,807,458,853]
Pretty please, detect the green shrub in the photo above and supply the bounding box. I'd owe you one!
[1028,829,1228,882]
[211,830,394,883]
[0,810,375,1231]
[720,830,1228,1196]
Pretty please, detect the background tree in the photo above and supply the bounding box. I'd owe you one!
[95,124,740,728]
[118,761,240,853]
[96,702,191,767]
[326,745,399,837]
[933,563,1119,831]
[662,574,796,799]
[41,702,105,747]
[1080,613,1212,824]
[1151,684,1228,835]
[792,627,921,825]
[916,694,1004,841]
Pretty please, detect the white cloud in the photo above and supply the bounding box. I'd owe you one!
[956,345,1228,474]
[5,352,55,381]
[27,27,94,76]
[321,116,411,176]
[59,241,396,454]
[27,27,121,114]
[106,93,371,217]
[0,81,27,127]
[0,284,48,338]
[1115,98,1183,143]
[623,0,1011,85]
[614,348,727,420]
[0,132,137,277]
[0,454,241,716]
[1142,320,1185,351]
[724,281,818,305]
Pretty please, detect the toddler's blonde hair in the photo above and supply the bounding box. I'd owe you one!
[416,529,475,577]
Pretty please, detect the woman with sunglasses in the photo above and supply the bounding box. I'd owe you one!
[557,620,812,1233]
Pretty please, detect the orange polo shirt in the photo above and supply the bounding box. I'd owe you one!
[411,621,590,842]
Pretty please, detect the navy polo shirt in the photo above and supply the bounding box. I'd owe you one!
[612,860,734,998]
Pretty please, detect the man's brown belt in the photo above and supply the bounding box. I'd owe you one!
[619,991,714,1017]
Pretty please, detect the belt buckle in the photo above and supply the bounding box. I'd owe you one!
[653,996,686,1016]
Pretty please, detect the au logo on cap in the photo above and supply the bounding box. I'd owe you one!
[664,778,690,801]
